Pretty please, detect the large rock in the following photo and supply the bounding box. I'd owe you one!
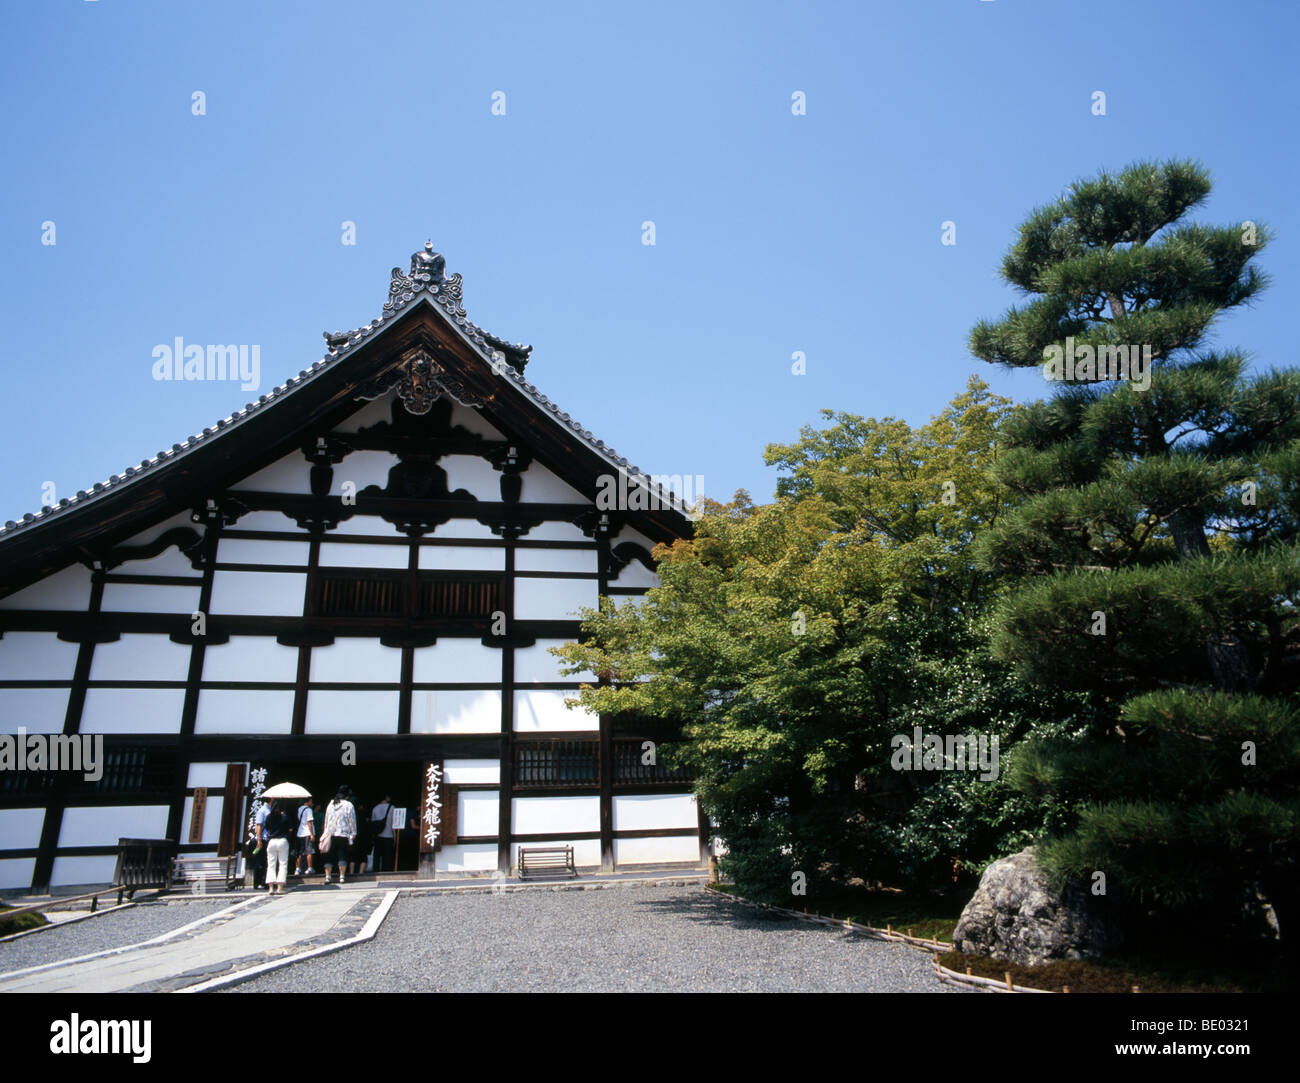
[953,848,1117,966]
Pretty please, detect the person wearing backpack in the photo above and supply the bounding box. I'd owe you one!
[293,796,317,877]
[261,799,293,895]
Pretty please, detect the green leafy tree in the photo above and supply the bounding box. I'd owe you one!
[554,380,1094,900]
[970,160,1300,946]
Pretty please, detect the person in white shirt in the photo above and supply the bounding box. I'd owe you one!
[293,797,317,877]
[319,785,357,885]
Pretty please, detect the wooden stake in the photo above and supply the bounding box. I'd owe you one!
[1132,984,1140,994]
[1062,986,1070,994]
[1005,972,1013,991]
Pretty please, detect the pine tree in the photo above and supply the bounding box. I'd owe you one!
[970,160,1300,950]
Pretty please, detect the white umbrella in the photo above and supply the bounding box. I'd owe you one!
[260,782,312,799]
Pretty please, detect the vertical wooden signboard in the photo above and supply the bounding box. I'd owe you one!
[189,788,208,843]
[418,760,443,879]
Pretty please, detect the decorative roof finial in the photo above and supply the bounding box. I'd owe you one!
[384,241,463,317]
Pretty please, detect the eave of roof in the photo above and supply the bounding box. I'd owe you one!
[0,256,693,551]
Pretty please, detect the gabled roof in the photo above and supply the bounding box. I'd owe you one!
[0,243,693,591]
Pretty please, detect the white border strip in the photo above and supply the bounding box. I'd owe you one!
[0,896,264,984]
[177,890,399,993]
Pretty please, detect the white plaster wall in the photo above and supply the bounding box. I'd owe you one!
[443,759,500,785]
[0,565,93,611]
[209,571,305,616]
[509,839,601,868]
[88,634,192,682]
[513,690,598,732]
[449,402,505,439]
[514,548,598,574]
[412,639,502,684]
[0,689,70,733]
[231,453,311,493]
[0,858,35,889]
[523,522,591,543]
[513,577,599,621]
[429,519,498,540]
[612,526,661,553]
[216,538,312,566]
[186,762,231,788]
[116,547,201,577]
[334,393,398,432]
[418,546,504,571]
[512,796,600,834]
[181,794,224,846]
[59,804,170,848]
[332,450,401,493]
[459,791,499,836]
[609,560,660,588]
[80,689,185,734]
[613,835,700,866]
[519,463,586,503]
[440,455,502,501]
[0,632,79,680]
[310,639,402,683]
[50,855,118,887]
[304,690,399,733]
[514,640,595,684]
[326,514,403,537]
[319,542,409,568]
[120,511,195,546]
[410,690,501,734]
[194,689,295,734]
[224,511,301,532]
[100,582,202,614]
[613,793,699,832]
[434,843,497,872]
[0,808,45,849]
[202,637,300,682]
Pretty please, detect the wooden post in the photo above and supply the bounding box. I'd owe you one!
[1062,985,1070,993]
[1005,972,1013,991]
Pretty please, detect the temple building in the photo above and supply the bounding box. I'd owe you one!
[0,244,703,893]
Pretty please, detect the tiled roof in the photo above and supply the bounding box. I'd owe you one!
[0,244,690,542]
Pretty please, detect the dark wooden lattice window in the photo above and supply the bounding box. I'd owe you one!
[315,570,502,620]
[613,740,697,785]
[514,740,600,789]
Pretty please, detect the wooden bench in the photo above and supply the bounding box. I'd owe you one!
[113,837,176,898]
[169,855,241,892]
[518,846,577,880]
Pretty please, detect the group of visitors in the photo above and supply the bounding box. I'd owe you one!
[248,785,409,893]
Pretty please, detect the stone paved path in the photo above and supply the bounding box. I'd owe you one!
[0,889,370,992]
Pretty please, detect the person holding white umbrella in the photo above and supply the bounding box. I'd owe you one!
[259,782,313,894]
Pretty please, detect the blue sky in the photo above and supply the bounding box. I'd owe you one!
[1,0,1296,521]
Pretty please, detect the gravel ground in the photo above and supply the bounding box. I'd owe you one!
[0,898,233,974]
[228,885,953,992]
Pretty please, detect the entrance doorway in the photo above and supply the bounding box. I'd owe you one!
[260,760,424,873]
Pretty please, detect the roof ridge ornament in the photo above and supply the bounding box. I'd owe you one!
[385,241,466,319]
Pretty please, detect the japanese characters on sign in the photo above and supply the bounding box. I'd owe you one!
[420,761,443,853]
